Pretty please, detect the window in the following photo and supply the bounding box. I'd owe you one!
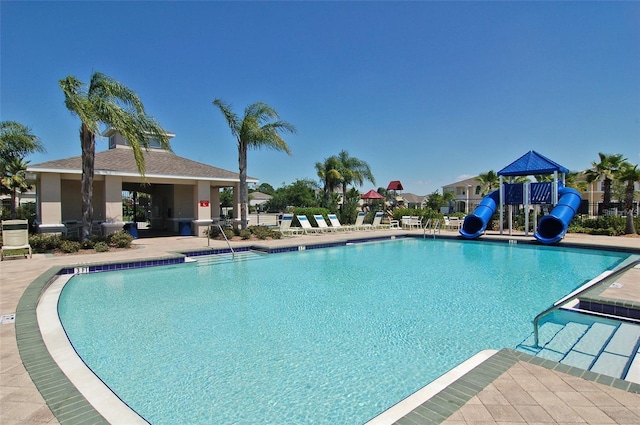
[109,136,116,149]
[475,186,481,195]
[148,137,162,149]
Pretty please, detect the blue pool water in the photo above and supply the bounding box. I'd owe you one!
[58,239,628,424]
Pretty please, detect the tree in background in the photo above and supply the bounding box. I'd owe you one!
[585,152,626,213]
[266,179,319,212]
[617,162,640,235]
[336,150,375,211]
[0,121,44,159]
[213,99,296,230]
[476,170,499,195]
[315,155,343,209]
[0,121,45,219]
[253,182,275,195]
[1,157,31,218]
[60,72,170,240]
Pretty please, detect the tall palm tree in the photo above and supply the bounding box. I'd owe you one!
[564,171,588,192]
[60,72,170,240]
[213,99,296,230]
[585,153,627,213]
[1,157,32,218]
[315,155,343,208]
[0,121,45,160]
[337,150,375,210]
[476,170,500,195]
[617,162,640,234]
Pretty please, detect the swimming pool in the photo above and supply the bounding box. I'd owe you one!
[57,238,628,424]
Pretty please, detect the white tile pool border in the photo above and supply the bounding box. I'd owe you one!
[365,349,498,424]
[37,274,148,424]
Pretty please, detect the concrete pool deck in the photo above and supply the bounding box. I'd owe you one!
[1,228,639,424]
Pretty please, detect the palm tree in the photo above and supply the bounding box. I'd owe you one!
[0,121,45,160]
[336,150,375,210]
[617,162,640,234]
[60,72,170,240]
[0,121,44,219]
[564,171,588,192]
[213,99,296,230]
[315,155,343,208]
[585,153,627,213]
[476,170,500,195]
[1,157,32,218]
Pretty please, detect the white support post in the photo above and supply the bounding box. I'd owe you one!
[553,171,558,205]
[499,176,504,235]
[524,182,530,236]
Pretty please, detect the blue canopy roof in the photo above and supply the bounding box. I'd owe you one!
[498,151,569,176]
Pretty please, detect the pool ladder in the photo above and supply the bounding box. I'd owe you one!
[207,224,235,258]
[533,257,640,346]
[422,219,440,238]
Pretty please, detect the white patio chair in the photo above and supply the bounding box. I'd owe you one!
[314,214,337,232]
[278,213,303,236]
[1,219,32,260]
[296,215,323,234]
[327,214,351,231]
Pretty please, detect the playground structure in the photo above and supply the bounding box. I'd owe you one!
[460,151,582,244]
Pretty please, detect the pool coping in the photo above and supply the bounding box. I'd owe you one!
[15,235,640,425]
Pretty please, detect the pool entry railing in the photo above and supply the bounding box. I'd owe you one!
[422,219,440,238]
[533,257,640,346]
[208,224,235,257]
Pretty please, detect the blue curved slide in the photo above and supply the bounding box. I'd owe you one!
[459,190,500,239]
[534,186,582,244]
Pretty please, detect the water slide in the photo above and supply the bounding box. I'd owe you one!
[459,190,500,239]
[534,186,582,244]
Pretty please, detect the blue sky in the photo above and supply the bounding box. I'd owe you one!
[2,1,639,195]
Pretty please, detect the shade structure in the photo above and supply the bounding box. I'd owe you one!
[361,189,384,200]
[387,180,404,191]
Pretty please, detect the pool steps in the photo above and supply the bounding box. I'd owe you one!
[192,250,267,266]
[517,316,640,383]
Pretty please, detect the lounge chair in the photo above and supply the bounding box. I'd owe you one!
[278,213,303,236]
[327,214,351,231]
[353,211,368,230]
[296,215,323,234]
[1,219,32,260]
[371,211,389,229]
[313,214,337,232]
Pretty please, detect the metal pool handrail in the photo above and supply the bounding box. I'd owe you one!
[533,257,640,346]
[422,219,440,238]
[208,223,235,257]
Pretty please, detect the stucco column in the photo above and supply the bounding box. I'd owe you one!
[210,187,221,221]
[192,181,212,237]
[38,173,62,225]
[104,175,123,223]
[233,183,241,220]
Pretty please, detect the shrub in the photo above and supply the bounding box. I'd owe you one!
[107,231,133,248]
[94,241,110,252]
[59,240,81,253]
[206,226,222,238]
[81,239,95,250]
[250,225,277,240]
[29,234,62,252]
[224,229,235,240]
[240,230,252,240]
